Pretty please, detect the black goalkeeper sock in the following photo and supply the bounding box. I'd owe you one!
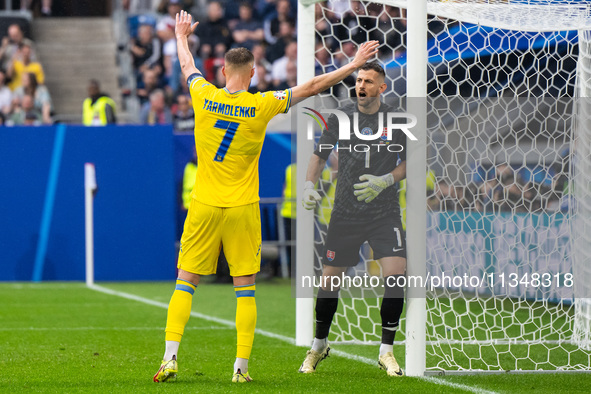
[381,275,405,345]
[315,288,339,339]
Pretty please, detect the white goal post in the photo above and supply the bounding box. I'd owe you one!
[295,0,591,376]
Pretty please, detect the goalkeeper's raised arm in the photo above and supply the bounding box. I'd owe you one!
[289,41,380,106]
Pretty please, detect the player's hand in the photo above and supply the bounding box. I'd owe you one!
[175,10,199,39]
[302,181,321,210]
[351,41,380,68]
[353,173,394,203]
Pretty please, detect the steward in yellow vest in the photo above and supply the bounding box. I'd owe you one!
[82,79,117,126]
[281,163,297,220]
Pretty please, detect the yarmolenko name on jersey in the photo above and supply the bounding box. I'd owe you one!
[203,98,256,118]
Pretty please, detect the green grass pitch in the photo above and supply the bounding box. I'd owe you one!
[1,280,590,393]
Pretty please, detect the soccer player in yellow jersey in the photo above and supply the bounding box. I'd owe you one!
[153,10,379,383]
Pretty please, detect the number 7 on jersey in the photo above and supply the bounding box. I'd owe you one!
[213,119,240,162]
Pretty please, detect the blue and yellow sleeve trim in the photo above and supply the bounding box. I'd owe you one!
[187,72,204,90]
[284,89,292,113]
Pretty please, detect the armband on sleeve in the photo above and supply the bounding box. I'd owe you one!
[187,73,203,89]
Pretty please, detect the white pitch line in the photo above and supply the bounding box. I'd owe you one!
[89,284,497,394]
[0,326,231,331]
[421,377,498,394]
[89,284,295,342]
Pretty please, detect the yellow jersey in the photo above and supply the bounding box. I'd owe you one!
[188,73,292,207]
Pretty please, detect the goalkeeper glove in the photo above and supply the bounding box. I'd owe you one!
[302,181,322,210]
[353,173,395,203]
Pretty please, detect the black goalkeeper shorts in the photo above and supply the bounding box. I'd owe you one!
[321,213,406,267]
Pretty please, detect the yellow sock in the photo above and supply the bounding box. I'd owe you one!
[235,283,257,360]
[165,278,197,342]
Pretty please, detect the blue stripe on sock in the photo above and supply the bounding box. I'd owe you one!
[177,278,197,288]
[233,283,256,288]
[235,290,255,298]
[175,284,195,295]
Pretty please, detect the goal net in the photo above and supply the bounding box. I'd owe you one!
[298,0,591,373]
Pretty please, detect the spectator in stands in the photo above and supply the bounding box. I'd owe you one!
[203,43,226,81]
[490,164,524,212]
[213,65,226,88]
[249,43,271,87]
[265,20,295,64]
[156,0,182,45]
[24,0,53,16]
[335,41,357,67]
[7,43,44,91]
[198,1,233,59]
[8,94,41,126]
[274,60,296,90]
[470,163,529,212]
[314,2,340,50]
[255,0,277,20]
[137,68,163,105]
[0,70,12,115]
[13,72,52,124]
[471,165,496,212]
[375,6,406,60]
[315,44,337,75]
[123,0,158,13]
[130,24,161,77]
[332,41,357,97]
[82,79,117,126]
[157,0,193,13]
[263,0,294,44]
[334,1,368,45]
[271,40,296,86]
[157,0,197,83]
[0,24,36,71]
[173,94,194,133]
[140,89,172,124]
[231,2,264,50]
[248,64,272,93]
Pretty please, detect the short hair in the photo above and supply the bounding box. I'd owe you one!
[150,89,165,101]
[360,61,385,80]
[224,47,254,69]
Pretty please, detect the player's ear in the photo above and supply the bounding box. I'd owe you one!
[250,67,255,78]
[222,66,227,77]
[379,82,387,94]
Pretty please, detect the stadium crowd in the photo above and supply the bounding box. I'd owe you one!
[0,23,52,126]
[124,0,409,129]
[0,0,412,127]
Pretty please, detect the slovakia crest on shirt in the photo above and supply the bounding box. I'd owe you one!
[273,91,287,100]
[326,250,335,261]
[360,127,372,136]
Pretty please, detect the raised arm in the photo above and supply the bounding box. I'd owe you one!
[290,41,380,106]
[175,10,202,82]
